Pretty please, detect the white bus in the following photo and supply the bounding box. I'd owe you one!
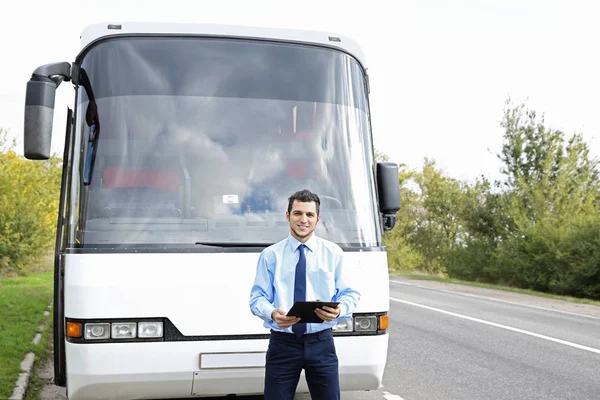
[23,22,400,399]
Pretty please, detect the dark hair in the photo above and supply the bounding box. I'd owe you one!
[287,189,320,215]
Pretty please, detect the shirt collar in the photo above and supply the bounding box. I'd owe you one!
[287,233,318,253]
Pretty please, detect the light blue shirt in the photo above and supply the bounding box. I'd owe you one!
[249,233,360,334]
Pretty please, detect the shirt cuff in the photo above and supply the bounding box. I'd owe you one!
[336,303,347,320]
[264,305,276,321]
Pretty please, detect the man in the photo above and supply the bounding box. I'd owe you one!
[249,189,360,400]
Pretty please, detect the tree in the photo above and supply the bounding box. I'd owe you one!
[374,149,389,163]
[499,100,599,227]
[0,128,62,275]
[383,162,423,272]
[492,100,600,296]
[383,158,467,274]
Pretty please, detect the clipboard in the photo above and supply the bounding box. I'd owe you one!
[286,301,340,323]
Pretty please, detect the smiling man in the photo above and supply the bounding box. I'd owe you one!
[249,189,360,400]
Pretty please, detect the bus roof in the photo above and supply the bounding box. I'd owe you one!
[79,22,368,68]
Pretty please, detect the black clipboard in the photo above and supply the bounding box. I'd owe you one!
[286,301,340,323]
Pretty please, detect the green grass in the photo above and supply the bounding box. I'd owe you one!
[0,271,53,399]
[393,271,600,308]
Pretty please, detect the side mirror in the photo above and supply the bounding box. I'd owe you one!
[376,162,400,231]
[23,62,71,160]
[24,77,57,159]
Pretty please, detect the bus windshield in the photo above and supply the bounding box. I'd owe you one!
[71,37,381,249]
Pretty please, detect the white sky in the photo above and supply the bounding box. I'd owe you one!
[1,0,599,183]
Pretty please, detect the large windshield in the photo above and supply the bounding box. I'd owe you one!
[70,37,381,249]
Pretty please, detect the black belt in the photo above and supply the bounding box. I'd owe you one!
[269,328,333,342]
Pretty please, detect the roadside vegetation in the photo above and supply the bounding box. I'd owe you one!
[0,270,53,399]
[382,99,600,301]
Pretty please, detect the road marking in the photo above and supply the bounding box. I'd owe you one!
[390,280,600,321]
[382,391,405,400]
[390,297,600,355]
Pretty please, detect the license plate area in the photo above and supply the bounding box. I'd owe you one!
[199,351,266,369]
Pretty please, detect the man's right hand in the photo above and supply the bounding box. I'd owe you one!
[271,308,301,328]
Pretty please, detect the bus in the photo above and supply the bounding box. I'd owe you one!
[23,22,401,399]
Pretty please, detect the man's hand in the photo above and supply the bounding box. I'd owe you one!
[271,308,301,328]
[315,304,341,322]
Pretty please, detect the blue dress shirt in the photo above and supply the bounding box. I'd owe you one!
[249,234,361,334]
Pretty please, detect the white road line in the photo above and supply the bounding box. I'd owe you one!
[382,391,406,400]
[390,280,600,320]
[390,297,600,355]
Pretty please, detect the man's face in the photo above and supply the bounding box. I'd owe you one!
[286,200,320,242]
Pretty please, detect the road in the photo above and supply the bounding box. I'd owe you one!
[373,278,600,400]
[39,277,600,399]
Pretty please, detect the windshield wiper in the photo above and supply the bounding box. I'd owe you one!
[80,68,100,186]
[194,242,272,248]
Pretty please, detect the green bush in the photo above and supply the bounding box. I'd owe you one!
[0,129,61,275]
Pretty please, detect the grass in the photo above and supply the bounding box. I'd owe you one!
[392,270,600,308]
[0,271,53,399]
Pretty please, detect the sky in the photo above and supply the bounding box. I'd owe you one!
[1,0,599,184]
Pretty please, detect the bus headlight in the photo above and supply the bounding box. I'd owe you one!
[67,318,166,342]
[332,319,353,332]
[138,322,164,338]
[354,316,377,332]
[111,322,137,339]
[84,323,110,340]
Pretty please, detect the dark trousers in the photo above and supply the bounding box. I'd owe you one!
[264,328,340,400]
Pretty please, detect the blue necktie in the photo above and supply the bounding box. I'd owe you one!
[292,244,307,336]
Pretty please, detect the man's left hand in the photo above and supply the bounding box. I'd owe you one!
[315,304,341,322]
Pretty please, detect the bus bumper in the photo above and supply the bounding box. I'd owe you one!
[65,333,388,399]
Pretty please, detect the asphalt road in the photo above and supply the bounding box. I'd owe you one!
[39,277,600,399]
[373,278,600,400]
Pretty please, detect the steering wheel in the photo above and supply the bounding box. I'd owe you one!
[319,195,343,209]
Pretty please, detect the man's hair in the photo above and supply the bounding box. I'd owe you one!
[287,189,320,215]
